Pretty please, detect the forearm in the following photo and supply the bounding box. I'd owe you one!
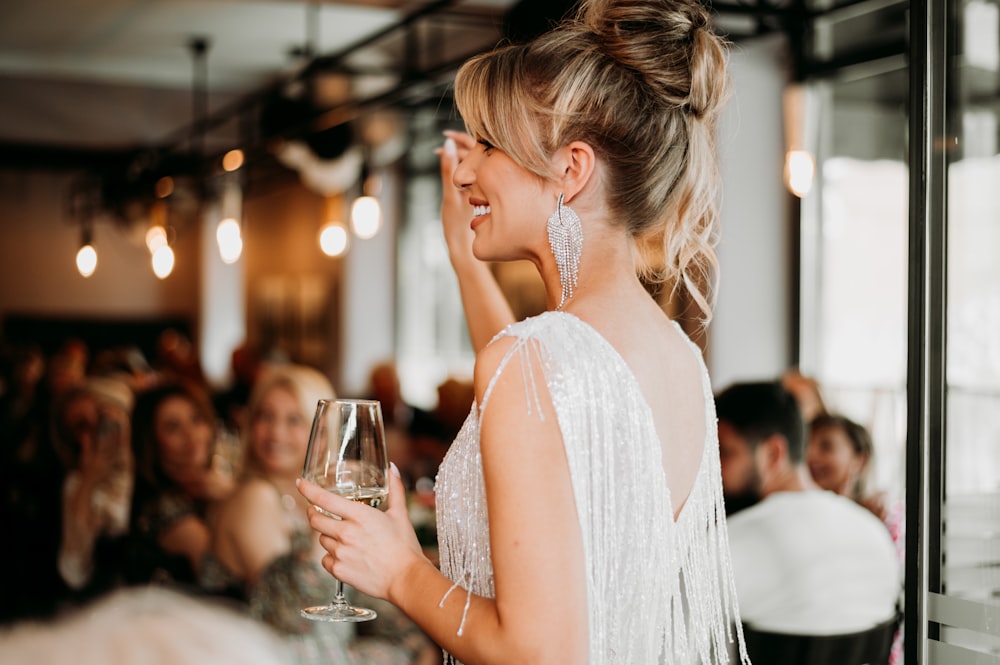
[59,480,99,589]
[387,556,516,665]
[452,256,516,354]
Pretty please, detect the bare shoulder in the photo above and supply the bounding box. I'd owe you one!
[219,477,283,530]
[472,333,520,402]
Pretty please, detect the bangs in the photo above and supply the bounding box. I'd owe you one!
[454,46,553,179]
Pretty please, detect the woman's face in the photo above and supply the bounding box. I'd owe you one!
[806,424,865,496]
[250,385,309,478]
[453,138,551,263]
[154,395,214,482]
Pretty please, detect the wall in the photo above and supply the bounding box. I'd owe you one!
[711,33,793,390]
[0,168,201,339]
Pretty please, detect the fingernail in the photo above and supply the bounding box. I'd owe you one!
[390,462,401,478]
[444,138,456,156]
[295,478,301,487]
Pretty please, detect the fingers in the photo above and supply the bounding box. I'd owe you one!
[296,478,366,523]
[385,462,408,518]
[444,129,476,156]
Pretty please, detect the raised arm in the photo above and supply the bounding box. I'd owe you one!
[298,336,587,665]
[438,131,516,352]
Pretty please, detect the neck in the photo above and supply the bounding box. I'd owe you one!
[762,463,818,497]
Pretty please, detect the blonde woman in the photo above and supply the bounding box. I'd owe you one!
[205,364,435,665]
[298,1,749,662]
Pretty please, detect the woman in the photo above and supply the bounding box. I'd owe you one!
[127,381,234,589]
[202,364,357,664]
[298,1,748,663]
[205,364,437,665]
[806,414,905,664]
[53,377,134,601]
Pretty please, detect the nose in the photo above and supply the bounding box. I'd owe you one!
[452,149,478,190]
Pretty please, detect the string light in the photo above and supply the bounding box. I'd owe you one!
[350,161,381,239]
[152,244,175,279]
[76,226,97,278]
[319,221,349,257]
[350,196,381,239]
[222,149,245,172]
[785,150,815,198]
[216,218,243,264]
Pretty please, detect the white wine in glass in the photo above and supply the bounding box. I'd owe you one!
[300,398,389,622]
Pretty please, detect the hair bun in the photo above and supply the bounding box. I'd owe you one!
[579,0,727,119]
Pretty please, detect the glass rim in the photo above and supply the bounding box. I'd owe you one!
[316,398,380,407]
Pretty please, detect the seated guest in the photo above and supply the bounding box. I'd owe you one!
[806,412,905,664]
[716,381,900,637]
[126,381,234,589]
[204,363,437,665]
[52,377,134,602]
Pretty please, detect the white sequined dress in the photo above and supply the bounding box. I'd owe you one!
[435,311,748,664]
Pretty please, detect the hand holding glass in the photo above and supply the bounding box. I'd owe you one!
[300,398,389,622]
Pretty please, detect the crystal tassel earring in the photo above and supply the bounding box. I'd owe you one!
[546,193,583,309]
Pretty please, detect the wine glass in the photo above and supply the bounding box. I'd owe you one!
[300,398,389,622]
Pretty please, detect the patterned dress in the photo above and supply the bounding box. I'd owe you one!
[199,486,432,665]
[435,311,749,664]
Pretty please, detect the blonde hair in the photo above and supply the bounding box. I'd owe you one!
[454,0,729,321]
[242,363,335,477]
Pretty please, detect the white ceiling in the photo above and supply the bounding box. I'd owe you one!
[0,0,517,150]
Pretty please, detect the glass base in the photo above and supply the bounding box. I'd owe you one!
[300,603,377,622]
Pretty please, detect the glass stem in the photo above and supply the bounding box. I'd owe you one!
[333,578,349,608]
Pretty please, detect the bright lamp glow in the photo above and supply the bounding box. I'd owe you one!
[216,218,243,264]
[146,225,168,253]
[319,222,349,257]
[785,150,815,198]
[350,196,381,239]
[152,245,175,279]
[76,244,97,277]
[222,149,245,172]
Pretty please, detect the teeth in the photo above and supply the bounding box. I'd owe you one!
[473,205,491,217]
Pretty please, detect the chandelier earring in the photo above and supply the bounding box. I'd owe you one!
[546,193,583,309]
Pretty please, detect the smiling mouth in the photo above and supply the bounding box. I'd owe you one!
[473,204,491,217]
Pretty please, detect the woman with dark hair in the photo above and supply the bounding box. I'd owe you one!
[126,381,234,589]
[807,413,905,664]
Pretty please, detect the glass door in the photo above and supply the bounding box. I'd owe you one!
[909,0,1000,661]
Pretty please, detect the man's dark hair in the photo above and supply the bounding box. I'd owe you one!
[715,380,806,463]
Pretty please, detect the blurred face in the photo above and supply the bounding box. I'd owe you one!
[250,386,310,477]
[452,138,550,263]
[63,393,99,451]
[155,395,214,482]
[807,424,864,496]
[718,420,763,515]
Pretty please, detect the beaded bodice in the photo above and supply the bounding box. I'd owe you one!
[435,311,748,664]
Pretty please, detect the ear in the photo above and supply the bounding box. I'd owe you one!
[759,434,788,472]
[553,140,597,203]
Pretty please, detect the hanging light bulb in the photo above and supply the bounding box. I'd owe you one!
[782,83,816,198]
[319,221,349,257]
[215,176,243,263]
[146,224,168,254]
[785,150,815,198]
[350,160,381,239]
[222,149,245,172]
[75,226,97,278]
[216,218,243,264]
[152,244,175,279]
[350,196,381,239]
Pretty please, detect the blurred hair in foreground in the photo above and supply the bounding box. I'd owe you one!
[0,586,287,665]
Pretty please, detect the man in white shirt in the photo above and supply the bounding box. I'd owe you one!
[716,381,900,636]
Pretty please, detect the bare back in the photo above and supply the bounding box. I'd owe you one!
[570,294,707,519]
